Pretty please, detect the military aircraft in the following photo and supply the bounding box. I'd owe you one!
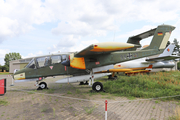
[13,24,175,92]
[104,43,179,78]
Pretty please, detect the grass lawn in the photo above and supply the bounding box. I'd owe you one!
[102,71,180,100]
[0,72,10,75]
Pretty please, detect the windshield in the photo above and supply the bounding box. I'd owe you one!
[25,58,36,69]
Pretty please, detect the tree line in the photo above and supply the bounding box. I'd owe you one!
[0,52,21,72]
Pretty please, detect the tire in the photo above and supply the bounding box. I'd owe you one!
[114,75,118,79]
[108,75,112,79]
[79,82,84,85]
[39,82,47,89]
[92,82,103,92]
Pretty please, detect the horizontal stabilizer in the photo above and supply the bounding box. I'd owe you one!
[127,28,156,45]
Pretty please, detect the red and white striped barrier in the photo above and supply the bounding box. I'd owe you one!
[105,100,108,120]
[7,75,12,77]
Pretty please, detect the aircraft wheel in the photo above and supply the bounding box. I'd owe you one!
[92,82,103,92]
[39,82,47,89]
[84,81,89,85]
[114,75,118,79]
[108,75,112,79]
[79,82,84,85]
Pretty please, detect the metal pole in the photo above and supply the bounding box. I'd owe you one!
[10,75,14,86]
[105,100,108,120]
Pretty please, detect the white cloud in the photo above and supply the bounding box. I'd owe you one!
[47,35,79,52]
[81,39,99,45]
[0,0,54,41]
[0,0,180,60]
[22,51,44,59]
[1,0,180,42]
[117,25,156,44]
[52,21,93,36]
[0,49,10,65]
[48,38,100,54]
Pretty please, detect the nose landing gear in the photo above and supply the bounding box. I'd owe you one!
[38,82,48,90]
[35,79,48,90]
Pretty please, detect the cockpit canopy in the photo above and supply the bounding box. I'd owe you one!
[25,55,68,69]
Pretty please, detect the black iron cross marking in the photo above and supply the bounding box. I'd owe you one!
[127,53,132,59]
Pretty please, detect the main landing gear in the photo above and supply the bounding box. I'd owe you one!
[92,82,103,92]
[108,72,118,80]
[88,70,104,92]
[79,81,89,85]
[108,75,118,80]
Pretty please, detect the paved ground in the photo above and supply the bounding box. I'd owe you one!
[0,75,178,120]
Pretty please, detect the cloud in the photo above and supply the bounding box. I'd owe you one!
[1,0,180,60]
[0,49,10,65]
[1,0,180,42]
[47,35,79,53]
[0,0,54,42]
[22,51,44,59]
[170,19,180,43]
[117,25,156,41]
[48,37,99,54]
[52,21,93,36]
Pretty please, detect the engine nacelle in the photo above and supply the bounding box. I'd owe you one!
[69,53,86,69]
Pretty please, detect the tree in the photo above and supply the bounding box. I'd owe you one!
[173,38,179,53]
[177,62,180,70]
[166,41,170,48]
[4,52,22,72]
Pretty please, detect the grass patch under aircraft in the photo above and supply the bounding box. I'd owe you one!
[103,71,180,100]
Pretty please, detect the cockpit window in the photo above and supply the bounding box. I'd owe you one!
[62,55,68,61]
[36,57,50,68]
[25,58,36,69]
[51,55,61,64]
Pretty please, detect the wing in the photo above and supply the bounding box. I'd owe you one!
[74,42,139,57]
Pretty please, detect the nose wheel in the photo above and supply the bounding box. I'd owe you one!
[37,82,48,90]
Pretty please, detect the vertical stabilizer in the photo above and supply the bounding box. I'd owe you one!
[143,25,175,50]
[158,44,175,57]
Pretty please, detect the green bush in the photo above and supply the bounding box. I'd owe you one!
[177,62,180,70]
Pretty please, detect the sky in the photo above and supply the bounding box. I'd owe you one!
[0,0,180,65]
